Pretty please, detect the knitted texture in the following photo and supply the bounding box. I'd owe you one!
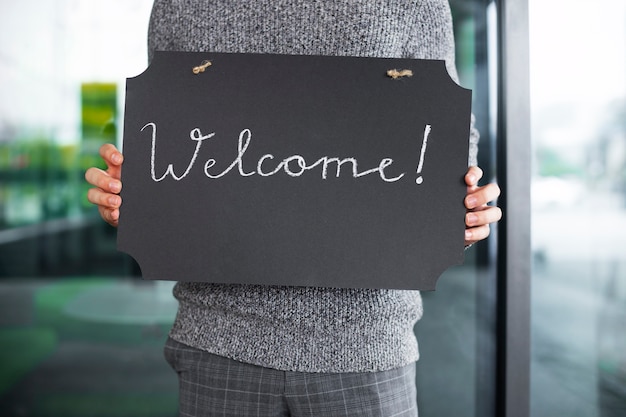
[148,0,478,372]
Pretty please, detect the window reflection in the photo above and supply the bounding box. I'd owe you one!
[530,1,626,416]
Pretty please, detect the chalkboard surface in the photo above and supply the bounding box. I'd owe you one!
[118,51,472,290]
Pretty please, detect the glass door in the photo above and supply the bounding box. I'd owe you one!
[415,1,500,415]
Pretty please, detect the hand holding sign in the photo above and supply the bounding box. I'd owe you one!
[113,52,473,290]
[85,144,124,227]
[464,166,502,245]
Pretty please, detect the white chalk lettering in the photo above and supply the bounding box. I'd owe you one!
[415,124,432,184]
[143,122,215,182]
[204,128,255,178]
[322,157,358,179]
[375,158,405,182]
[257,154,282,177]
[143,123,409,183]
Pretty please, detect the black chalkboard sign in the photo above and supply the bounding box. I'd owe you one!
[117,51,472,290]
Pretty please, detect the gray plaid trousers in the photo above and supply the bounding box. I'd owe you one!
[165,337,418,417]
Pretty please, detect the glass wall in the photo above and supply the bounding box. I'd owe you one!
[0,1,501,416]
[529,1,626,416]
[415,1,499,416]
[0,1,179,416]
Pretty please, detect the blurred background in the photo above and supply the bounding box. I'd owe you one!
[529,1,626,416]
[0,0,624,416]
[0,1,179,416]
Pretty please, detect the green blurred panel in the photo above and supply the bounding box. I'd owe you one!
[80,83,117,172]
[81,83,117,142]
[0,140,85,228]
[0,328,57,396]
[34,278,174,344]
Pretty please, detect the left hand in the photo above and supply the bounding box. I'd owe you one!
[464,166,502,246]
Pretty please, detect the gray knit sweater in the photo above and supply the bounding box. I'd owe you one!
[148,0,478,373]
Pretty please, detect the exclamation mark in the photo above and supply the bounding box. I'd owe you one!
[416,124,431,184]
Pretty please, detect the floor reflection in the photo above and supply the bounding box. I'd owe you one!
[0,278,178,417]
[1,238,624,417]
[532,195,626,417]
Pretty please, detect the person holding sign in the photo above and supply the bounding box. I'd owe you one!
[85,0,502,416]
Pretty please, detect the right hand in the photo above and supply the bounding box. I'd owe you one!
[85,143,124,227]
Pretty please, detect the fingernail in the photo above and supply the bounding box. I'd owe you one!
[112,153,122,164]
[467,174,476,184]
[465,230,472,240]
[110,181,121,193]
[466,196,477,208]
[466,213,478,226]
[109,196,121,207]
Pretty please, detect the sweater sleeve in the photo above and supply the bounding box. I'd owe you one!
[407,0,479,166]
